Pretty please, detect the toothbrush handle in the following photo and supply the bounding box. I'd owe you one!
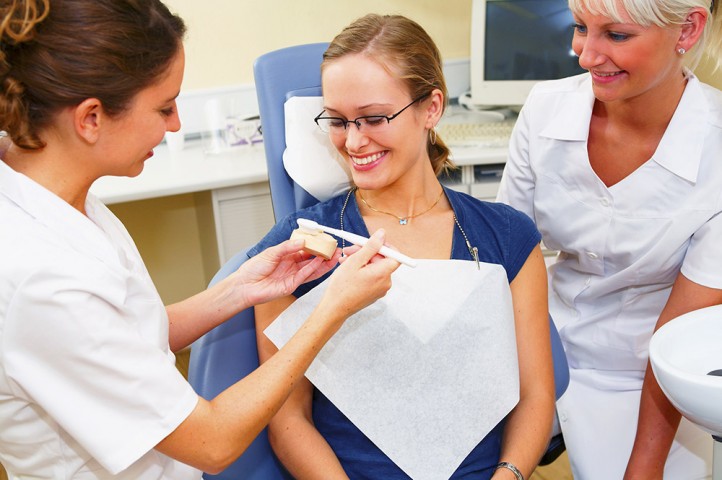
[334,229,417,268]
[378,245,418,268]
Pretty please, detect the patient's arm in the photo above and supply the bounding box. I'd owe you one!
[255,296,350,479]
[494,245,555,479]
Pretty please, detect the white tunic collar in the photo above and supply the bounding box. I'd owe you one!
[537,71,708,184]
[0,159,122,269]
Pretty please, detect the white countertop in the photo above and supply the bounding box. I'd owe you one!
[90,138,507,205]
[91,140,269,204]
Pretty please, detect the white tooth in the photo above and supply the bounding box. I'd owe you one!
[352,152,382,165]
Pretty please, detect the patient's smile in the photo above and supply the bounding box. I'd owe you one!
[351,151,386,166]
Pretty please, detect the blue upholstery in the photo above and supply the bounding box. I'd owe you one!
[253,42,329,221]
[549,315,570,402]
[187,248,293,480]
[187,43,570,478]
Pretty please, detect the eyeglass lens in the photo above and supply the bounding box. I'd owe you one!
[315,94,428,135]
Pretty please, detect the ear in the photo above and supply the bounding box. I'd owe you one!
[677,8,708,53]
[424,88,445,130]
[73,98,104,144]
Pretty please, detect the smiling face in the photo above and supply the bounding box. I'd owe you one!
[97,46,185,178]
[571,3,684,105]
[320,53,436,192]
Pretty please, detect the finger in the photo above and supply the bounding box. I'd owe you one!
[342,229,386,267]
[276,238,306,257]
[341,244,362,257]
[254,239,304,266]
[294,255,324,278]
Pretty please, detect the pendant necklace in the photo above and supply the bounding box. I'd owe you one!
[339,187,480,269]
[357,187,444,225]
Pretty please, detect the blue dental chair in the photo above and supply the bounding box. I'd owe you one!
[187,43,569,479]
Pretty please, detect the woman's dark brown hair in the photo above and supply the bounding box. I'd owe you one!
[0,0,186,149]
[322,14,454,176]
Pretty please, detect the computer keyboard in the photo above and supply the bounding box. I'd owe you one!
[437,119,516,149]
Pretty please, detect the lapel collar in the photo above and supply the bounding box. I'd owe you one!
[652,73,706,184]
[539,75,595,142]
[0,160,121,267]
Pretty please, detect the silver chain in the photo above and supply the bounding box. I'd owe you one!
[339,187,479,268]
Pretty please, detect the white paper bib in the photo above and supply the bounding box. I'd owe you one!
[265,259,519,480]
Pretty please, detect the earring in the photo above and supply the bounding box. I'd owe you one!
[677,47,686,55]
[429,127,438,145]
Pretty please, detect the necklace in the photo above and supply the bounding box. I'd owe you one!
[357,187,445,225]
[339,188,479,269]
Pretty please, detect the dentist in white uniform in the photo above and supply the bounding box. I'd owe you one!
[0,1,399,478]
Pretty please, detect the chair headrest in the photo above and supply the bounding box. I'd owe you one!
[283,96,352,202]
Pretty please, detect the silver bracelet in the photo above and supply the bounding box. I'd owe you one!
[496,461,524,480]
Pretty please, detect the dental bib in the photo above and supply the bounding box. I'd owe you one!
[264,259,519,480]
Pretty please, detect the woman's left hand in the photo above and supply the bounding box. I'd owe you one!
[233,239,341,307]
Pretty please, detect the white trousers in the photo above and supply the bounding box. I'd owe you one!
[557,368,712,480]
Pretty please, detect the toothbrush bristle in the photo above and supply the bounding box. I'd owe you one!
[297,218,321,233]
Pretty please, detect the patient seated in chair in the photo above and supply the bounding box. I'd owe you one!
[249,14,555,480]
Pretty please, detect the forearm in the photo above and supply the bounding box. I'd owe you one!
[625,273,722,479]
[268,414,348,479]
[255,299,348,479]
[157,302,346,472]
[166,274,249,352]
[494,391,555,479]
[624,363,681,479]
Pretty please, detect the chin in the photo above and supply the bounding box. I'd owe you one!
[125,162,146,178]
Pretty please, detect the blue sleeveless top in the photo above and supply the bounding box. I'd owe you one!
[248,186,540,479]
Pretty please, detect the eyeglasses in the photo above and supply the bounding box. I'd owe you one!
[314,93,430,135]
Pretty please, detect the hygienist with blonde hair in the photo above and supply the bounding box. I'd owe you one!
[497,0,722,478]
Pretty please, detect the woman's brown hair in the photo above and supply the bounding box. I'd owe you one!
[322,14,454,176]
[0,0,186,149]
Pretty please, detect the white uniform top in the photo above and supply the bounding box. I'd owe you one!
[498,72,722,388]
[0,160,200,479]
[498,72,722,479]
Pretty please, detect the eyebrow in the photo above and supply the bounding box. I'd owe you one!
[573,15,638,29]
[323,102,395,115]
[164,91,181,103]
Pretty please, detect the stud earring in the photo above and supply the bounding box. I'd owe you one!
[677,47,686,55]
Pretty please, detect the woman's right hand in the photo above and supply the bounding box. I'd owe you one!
[319,228,399,320]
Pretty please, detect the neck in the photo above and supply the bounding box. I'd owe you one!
[596,69,688,130]
[4,142,91,214]
[356,182,445,225]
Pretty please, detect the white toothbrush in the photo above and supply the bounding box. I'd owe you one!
[297,218,417,268]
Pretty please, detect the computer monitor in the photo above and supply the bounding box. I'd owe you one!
[469,0,586,108]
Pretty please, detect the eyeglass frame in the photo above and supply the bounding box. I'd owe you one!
[313,93,431,134]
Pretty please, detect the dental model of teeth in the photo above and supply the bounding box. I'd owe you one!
[290,227,338,260]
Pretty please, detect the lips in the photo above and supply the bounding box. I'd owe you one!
[593,70,623,77]
[589,69,628,86]
[350,151,386,166]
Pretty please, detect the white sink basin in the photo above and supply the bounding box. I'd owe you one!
[650,304,722,438]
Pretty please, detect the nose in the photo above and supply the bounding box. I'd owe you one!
[344,122,369,151]
[574,35,605,71]
[167,102,182,132]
